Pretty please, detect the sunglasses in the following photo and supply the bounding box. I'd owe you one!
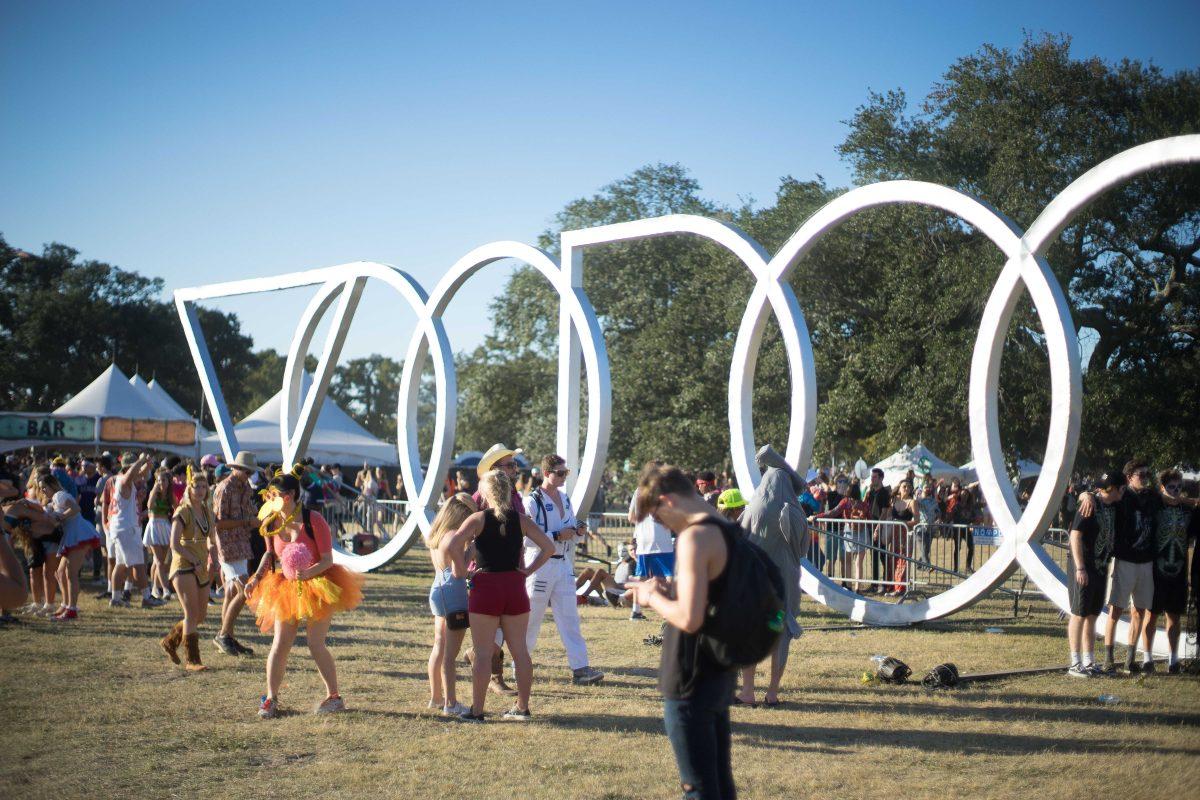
[551,468,570,477]
[1165,483,1182,491]
[495,461,516,469]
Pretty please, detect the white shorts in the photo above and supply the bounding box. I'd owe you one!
[220,559,249,585]
[1107,559,1153,610]
[111,526,145,567]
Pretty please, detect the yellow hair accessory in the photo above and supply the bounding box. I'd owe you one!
[186,464,197,486]
[257,488,296,537]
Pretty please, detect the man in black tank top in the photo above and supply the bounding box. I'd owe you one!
[629,463,737,800]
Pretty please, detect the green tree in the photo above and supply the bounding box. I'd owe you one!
[0,238,257,425]
[838,33,1200,470]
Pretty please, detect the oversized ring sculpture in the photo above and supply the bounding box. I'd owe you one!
[175,136,1199,654]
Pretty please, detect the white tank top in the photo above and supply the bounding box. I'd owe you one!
[110,478,141,536]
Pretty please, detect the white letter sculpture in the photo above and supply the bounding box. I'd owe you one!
[176,136,1199,654]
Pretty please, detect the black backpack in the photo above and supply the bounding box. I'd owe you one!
[698,516,786,669]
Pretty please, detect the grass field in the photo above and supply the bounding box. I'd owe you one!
[1,549,1198,800]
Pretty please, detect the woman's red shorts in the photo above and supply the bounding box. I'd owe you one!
[468,570,530,617]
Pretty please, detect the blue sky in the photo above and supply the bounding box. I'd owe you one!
[3,1,1198,363]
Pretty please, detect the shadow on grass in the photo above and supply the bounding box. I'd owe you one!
[541,713,1200,756]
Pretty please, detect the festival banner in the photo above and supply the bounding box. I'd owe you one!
[0,414,95,441]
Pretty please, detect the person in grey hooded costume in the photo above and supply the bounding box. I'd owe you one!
[734,444,808,707]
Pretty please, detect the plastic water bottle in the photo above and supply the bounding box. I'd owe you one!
[1097,694,1120,705]
[870,654,887,664]
[985,627,1005,634]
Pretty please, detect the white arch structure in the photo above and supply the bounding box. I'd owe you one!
[175,136,1199,653]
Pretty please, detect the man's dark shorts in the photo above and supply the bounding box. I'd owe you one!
[1068,564,1105,617]
[1151,573,1187,615]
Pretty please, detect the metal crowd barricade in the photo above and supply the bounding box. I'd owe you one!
[806,518,918,597]
[322,486,408,554]
[584,511,634,562]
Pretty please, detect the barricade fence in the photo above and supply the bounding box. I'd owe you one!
[593,509,1091,622]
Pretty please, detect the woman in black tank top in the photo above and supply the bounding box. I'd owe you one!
[629,464,737,800]
[442,470,554,722]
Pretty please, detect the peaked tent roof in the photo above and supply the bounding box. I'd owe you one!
[871,443,962,485]
[960,458,1041,483]
[147,378,193,420]
[202,371,396,465]
[129,374,192,421]
[53,363,165,419]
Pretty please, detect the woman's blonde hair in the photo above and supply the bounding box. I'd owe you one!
[427,492,478,549]
[479,469,513,525]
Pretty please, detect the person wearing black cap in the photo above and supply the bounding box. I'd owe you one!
[1065,469,1123,677]
[1080,459,1199,673]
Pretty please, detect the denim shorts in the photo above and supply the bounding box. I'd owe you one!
[429,567,468,617]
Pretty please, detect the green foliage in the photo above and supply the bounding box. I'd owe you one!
[0,239,257,422]
[456,35,1200,475]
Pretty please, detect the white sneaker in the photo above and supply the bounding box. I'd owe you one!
[1067,663,1092,678]
[442,701,470,717]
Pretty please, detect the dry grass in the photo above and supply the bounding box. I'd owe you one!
[1,550,1198,800]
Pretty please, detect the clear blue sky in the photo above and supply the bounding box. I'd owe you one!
[3,1,1197,363]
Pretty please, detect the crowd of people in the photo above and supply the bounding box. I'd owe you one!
[1,444,1197,800]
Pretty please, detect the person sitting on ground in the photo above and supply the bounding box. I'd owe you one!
[424,492,478,716]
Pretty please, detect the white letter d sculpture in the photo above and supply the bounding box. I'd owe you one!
[175,136,1199,653]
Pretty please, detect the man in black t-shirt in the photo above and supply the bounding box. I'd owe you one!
[863,468,891,591]
[1143,469,1199,674]
[1081,459,1200,673]
[1065,470,1123,677]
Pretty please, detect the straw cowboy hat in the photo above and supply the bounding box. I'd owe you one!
[229,451,260,473]
[477,444,520,477]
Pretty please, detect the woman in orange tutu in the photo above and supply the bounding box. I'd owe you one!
[245,471,363,718]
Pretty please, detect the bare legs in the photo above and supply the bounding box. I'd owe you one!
[265,615,339,702]
[172,573,208,635]
[468,612,532,715]
[55,548,89,609]
[219,577,247,638]
[149,544,171,596]
[428,616,467,708]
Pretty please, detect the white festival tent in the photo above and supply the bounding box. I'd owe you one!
[27,363,200,457]
[129,374,192,421]
[871,443,962,487]
[203,372,396,466]
[960,458,1042,484]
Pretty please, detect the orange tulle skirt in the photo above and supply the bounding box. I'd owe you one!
[249,565,364,632]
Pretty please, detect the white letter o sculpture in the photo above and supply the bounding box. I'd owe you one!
[175,136,1199,647]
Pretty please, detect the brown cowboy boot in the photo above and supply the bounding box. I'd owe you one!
[183,632,208,672]
[489,648,517,695]
[160,621,184,665]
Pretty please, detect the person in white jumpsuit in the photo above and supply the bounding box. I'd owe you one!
[522,454,604,685]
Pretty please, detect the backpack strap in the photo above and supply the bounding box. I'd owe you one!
[531,488,549,534]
